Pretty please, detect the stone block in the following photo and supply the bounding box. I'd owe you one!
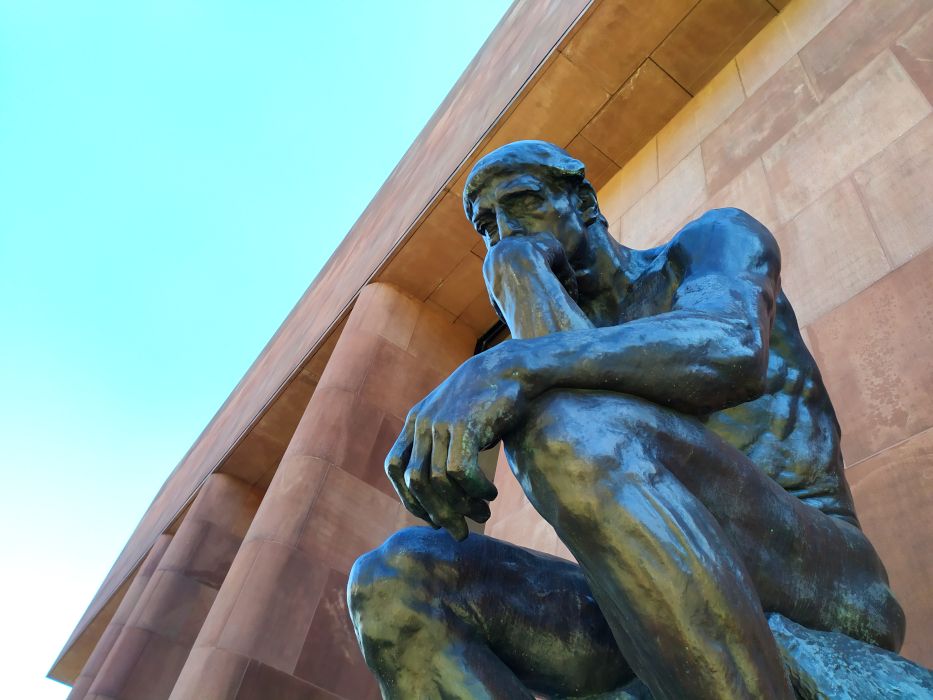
[565,134,619,191]
[652,0,776,94]
[168,646,249,700]
[288,387,383,477]
[427,252,484,316]
[456,290,499,335]
[658,60,746,177]
[893,7,933,102]
[160,520,245,589]
[698,158,780,234]
[406,303,476,376]
[735,0,851,96]
[799,0,932,98]
[186,539,262,650]
[481,53,610,158]
[299,467,416,575]
[216,539,330,673]
[807,247,933,464]
[246,455,329,547]
[316,329,382,394]
[854,115,933,267]
[562,0,696,93]
[773,179,890,327]
[236,659,339,700]
[132,570,217,647]
[598,138,658,224]
[339,410,405,500]
[377,192,477,302]
[345,281,421,350]
[294,569,381,699]
[703,56,818,194]
[359,339,446,421]
[762,51,930,223]
[180,474,261,539]
[115,632,191,700]
[583,60,690,166]
[621,147,707,249]
[847,428,933,667]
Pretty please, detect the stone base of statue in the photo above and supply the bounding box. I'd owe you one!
[607,616,933,700]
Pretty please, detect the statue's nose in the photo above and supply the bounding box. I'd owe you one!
[496,211,523,239]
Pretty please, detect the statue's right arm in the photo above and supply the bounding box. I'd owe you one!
[496,210,781,415]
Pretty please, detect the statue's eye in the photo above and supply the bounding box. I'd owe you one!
[511,192,542,209]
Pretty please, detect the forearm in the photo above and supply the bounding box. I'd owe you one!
[508,312,767,414]
[490,246,592,339]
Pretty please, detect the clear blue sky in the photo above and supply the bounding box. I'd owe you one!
[0,1,510,696]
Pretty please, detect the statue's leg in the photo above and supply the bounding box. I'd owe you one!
[504,390,904,700]
[504,392,794,700]
[486,239,874,699]
[348,526,635,699]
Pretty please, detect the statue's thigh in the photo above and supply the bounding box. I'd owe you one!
[505,390,892,631]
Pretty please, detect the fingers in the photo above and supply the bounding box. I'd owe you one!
[448,427,498,502]
[387,410,494,542]
[385,415,429,521]
[405,421,469,540]
[430,426,492,525]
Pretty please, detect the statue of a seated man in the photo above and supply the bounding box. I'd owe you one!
[347,141,927,699]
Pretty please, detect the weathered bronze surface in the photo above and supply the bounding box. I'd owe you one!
[348,141,933,699]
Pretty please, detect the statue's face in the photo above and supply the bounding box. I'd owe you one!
[468,170,589,262]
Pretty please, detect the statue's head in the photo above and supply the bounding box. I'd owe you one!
[462,140,605,260]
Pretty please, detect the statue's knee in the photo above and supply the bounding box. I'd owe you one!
[347,527,451,641]
[868,584,906,652]
[513,391,671,534]
[516,391,648,502]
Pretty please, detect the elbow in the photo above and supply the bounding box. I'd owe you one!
[723,332,769,405]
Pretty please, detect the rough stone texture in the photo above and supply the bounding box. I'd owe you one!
[621,146,707,249]
[762,50,930,223]
[736,0,850,96]
[702,56,819,195]
[657,60,746,177]
[773,178,890,327]
[798,0,933,99]
[807,248,933,467]
[892,6,933,102]
[847,428,933,666]
[853,115,933,267]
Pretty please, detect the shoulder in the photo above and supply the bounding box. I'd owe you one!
[668,207,780,278]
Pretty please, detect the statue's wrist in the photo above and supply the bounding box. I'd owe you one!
[499,337,554,399]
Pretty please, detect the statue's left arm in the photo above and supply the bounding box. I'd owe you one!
[386,209,781,538]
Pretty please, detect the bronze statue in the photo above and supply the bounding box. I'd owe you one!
[347,141,932,699]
